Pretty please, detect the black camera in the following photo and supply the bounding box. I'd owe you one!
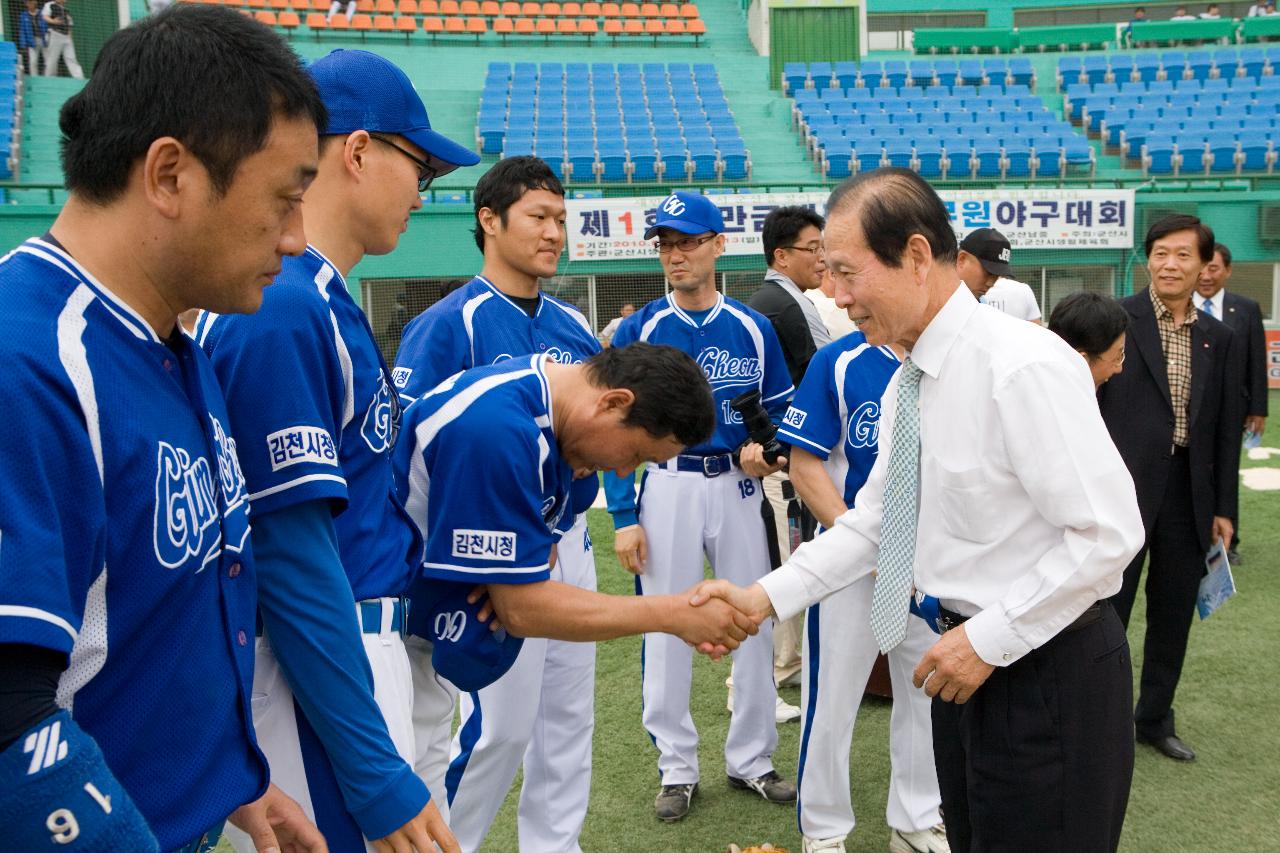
[730,389,784,465]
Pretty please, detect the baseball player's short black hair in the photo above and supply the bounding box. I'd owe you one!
[472,156,565,253]
[762,206,826,268]
[586,343,715,448]
[1048,292,1130,358]
[59,6,326,204]
[825,168,958,269]
[1143,214,1214,262]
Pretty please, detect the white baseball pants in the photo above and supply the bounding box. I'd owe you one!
[796,573,942,841]
[637,463,778,785]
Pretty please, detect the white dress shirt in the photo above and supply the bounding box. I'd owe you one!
[759,285,1144,667]
[804,287,859,340]
[1193,288,1224,319]
[981,277,1042,322]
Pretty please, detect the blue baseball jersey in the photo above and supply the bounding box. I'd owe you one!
[393,274,601,401]
[395,354,572,590]
[612,292,795,455]
[196,247,416,601]
[0,238,264,849]
[394,274,601,514]
[776,331,901,507]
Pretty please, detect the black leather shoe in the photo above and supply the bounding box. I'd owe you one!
[1228,548,1243,565]
[1137,731,1196,761]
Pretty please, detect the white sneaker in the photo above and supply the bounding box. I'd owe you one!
[889,824,951,853]
[725,693,802,724]
[775,695,801,723]
[803,835,847,852]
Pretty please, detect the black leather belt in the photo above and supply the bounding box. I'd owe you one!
[936,601,1105,636]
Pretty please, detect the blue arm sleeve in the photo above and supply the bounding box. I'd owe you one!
[602,470,639,529]
[253,501,429,840]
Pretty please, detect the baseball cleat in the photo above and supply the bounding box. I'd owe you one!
[655,782,698,822]
[726,770,797,803]
[889,823,951,853]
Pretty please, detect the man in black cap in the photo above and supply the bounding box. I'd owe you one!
[956,228,1042,324]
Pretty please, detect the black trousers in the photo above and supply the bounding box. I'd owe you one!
[1110,451,1204,739]
[932,603,1134,853]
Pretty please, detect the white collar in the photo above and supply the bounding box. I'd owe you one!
[907,283,978,380]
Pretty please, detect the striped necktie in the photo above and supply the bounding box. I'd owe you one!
[870,358,924,654]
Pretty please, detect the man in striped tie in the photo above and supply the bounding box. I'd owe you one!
[693,168,1146,853]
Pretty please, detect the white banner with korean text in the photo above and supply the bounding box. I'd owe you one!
[565,188,1136,261]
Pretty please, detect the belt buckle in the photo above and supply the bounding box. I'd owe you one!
[936,612,961,633]
[702,455,724,477]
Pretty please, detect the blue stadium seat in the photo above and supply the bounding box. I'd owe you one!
[1143,139,1180,176]
[688,142,719,181]
[567,145,598,183]
[658,145,689,182]
[1239,47,1266,78]
[1083,55,1110,86]
[858,60,884,88]
[1032,142,1064,178]
[810,62,833,90]
[1239,138,1275,172]
[883,139,912,168]
[914,138,946,177]
[1205,131,1239,173]
[719,142,750,180]
[932,59,958,86]
[834,61,859,90]
[784,62,808,94]
[1110,55,1135,84]
[1004,139,1032,177]
[958,59,986,86]
[1133,55,1162,84]
[884,60,909,89]
[909,60,936,87]
[822,142,853,179]
[853,141,884,174]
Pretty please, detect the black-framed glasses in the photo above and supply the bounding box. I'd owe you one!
[654,234,717,254]
[370,133,439,193]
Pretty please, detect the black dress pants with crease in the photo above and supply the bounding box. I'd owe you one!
[931,602,1134,853]
[1110,450,1204,740]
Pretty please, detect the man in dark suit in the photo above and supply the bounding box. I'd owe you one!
[1097,215,1242,763]
[1194,242,1268,563]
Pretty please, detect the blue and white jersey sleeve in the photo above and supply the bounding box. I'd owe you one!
[393,302,471,403]
[777,344,842,461]
[198,285,346,516]
[400,405,558,586]
[0,357,103,655]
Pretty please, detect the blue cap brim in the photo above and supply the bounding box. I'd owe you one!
[643,219,717,240]
[403,126,481,174]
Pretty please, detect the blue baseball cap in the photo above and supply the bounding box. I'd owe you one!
[415,581,523,692]
[308,49,480,175]
[644,191,726,239]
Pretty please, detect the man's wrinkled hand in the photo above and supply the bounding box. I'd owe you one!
[912,624,995,705]
[371,800,459,853]
[670,585,759,661]
[228,783,327,853]
[738,441,786,478]
[688,579,775,626]
[614,524,648,575]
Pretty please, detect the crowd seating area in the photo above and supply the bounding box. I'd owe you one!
[1,44,18,181]
[792,83,1093,180]
[1057,47,1280,89]
[912,15,1280,55]
[192,0,707,43]
[782,58,1037,95]
[478,62,749,183]
[1066,77,1280,176]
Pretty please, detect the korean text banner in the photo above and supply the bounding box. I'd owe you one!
[566,188,1136,260]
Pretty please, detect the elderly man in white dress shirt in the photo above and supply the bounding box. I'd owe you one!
[695,168,1145,853]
